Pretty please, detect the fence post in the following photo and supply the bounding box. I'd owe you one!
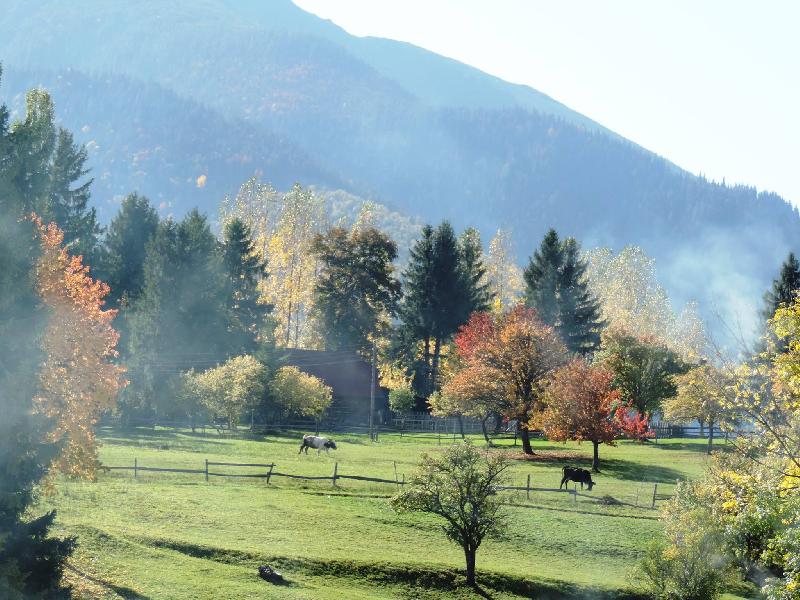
[134,457,138,479]
[651,483,658,508]
[205,459,209,482]
[394,461,399,489]
[526,474,531,501]
[573,483,577,503]
[332,462,338,486]
[266,464,273,485]
[402,473,405,487]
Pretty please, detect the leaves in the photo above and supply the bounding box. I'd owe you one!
[269,366,332,420]
[33,217,126,480]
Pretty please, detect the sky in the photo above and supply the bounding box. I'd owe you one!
[295,0,800,207]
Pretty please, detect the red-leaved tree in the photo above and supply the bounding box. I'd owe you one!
[537,358,647,472]
[452,306,567,454]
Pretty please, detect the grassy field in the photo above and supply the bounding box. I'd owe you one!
[37,428,739,599]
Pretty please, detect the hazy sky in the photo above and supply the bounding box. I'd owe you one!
[295,0,799,207]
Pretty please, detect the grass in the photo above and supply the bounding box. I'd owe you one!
[37,428,739,599]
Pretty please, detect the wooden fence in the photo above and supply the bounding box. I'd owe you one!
[104,458,670,509]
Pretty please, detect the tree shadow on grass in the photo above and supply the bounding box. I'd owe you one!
[67,563,151,599]
[598,458,686,483]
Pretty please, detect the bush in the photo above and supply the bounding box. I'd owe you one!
[389,387,415,414]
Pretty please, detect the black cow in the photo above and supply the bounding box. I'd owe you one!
[560,466,595,491]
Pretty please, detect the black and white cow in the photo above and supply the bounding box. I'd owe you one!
[299,434,337,455]
[560,466,595,491]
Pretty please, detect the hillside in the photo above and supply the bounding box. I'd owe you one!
[0,0,796,331]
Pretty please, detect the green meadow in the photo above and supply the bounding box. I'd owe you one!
[38,428,744,599]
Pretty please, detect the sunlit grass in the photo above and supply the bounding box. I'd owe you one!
[39,429,738,599]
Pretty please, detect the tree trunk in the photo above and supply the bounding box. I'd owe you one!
[423,336,431,396]
[431,336,442,392]
[592,440,600,473]
[707,418,714,455]
[493,412,503,435]
[481,415,493,447]
[464,546,476,586]
[457,415,465,439]
[520,428,533,455]
[285,299,293,346]
[699,419,705,437]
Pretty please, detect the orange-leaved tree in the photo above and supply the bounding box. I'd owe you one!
[453,306,566,454]
[538,358,647,472]
[33,217,126,479]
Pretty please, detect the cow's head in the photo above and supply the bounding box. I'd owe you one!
[324,440,337,450]
[586,478,595,491]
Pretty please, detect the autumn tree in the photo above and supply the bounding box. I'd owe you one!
[538,358,634,472]
[452,307,567,454]
[663,364,733,454]
[486,228,523,311]
[269,366,333,424]
[391,442,509,586]
[261,184,325,347]
[34,218,126,479]
[584,246,707,362]
[441,364,508,445]
[310,226,400,353]
[596,328,686,415]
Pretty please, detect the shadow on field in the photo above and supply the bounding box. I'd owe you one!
[599,458,684,483]
[67,563,151,599]
[650,440,722,454]
[139,536,643,599]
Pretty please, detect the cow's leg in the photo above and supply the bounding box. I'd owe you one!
[299,442,305,454]
[560,477,567,490]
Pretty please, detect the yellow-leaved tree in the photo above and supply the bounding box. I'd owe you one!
[34,217,126,479]
[485,228,524,312]
[222,181,325,347]
[269,366,333,425]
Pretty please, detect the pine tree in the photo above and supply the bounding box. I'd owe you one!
[523,228,562,326]
[763,252,800,321]
[457,227,493,321]
[398,222,478,396]
[102,193,160,307]
[47,128,100,261]
[222,217,270,355]
[0,69,75,597]
[558,238,604,354]
[524,230,603,354]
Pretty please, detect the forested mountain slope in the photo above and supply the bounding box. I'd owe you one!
[0,0,796,331]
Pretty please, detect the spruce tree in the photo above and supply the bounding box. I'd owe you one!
[102,192,159,307]
[222,217,270,355]
[558,238,604,354]
[523,229,562,326]
[398,222,479,396]
[457,227,493,321]
[524,229,603,354]
[762,252,800,321]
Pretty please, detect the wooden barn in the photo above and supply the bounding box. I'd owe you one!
[278,349,390,426]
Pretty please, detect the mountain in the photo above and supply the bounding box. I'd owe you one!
[0,0,796,336]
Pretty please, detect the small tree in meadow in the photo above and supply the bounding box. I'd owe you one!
[391,442,509,586]
[538,358,647,472]
[270,366,333,425]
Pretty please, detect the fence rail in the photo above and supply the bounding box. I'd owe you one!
[102,457,671,509]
